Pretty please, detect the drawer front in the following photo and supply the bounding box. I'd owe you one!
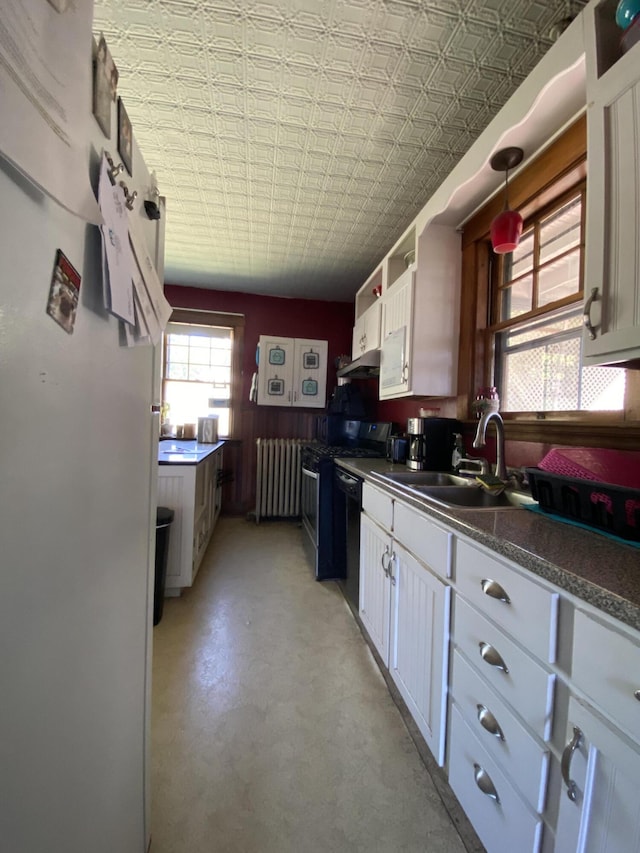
[455,539,558,663]
[362,483,393,532]
[393,500,451,580]
[454,596,555,740]
[448,703,542,853]
[572,609,640,740]
[451,649,549,812]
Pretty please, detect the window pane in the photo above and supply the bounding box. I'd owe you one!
[538,248,581,307]
[539,196,581,264]
[497,309,625,412]
[501,274,533,320]
[501,336,581,411]
[505,230,534,281]
[163,322,234,436]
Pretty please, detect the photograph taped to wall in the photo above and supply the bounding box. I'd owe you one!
[92,35,118,137]
[117,97,132,176]
[46,249,81,335]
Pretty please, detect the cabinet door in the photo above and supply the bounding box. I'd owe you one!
[583,55,640,365]
[257,336,294,406]
[291,338,328,409]
[359,513,392,666]
[379,268,414,399]
[556,697,640,853]
[352,314,366,358]
[390,541,450,765]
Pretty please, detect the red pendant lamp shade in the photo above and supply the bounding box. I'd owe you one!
[491,208,523,254]
[489,147,524,254]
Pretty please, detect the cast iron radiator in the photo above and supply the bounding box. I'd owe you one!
[255,438,304,523]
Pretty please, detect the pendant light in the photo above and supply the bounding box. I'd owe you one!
[489,147,524,254]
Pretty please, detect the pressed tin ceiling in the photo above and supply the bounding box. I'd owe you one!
[93,0,586,301]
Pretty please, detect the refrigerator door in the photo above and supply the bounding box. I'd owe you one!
[0,108,163,853]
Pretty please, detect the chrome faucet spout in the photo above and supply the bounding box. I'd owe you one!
[473,411,508,482]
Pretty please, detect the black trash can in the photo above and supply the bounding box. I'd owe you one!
[154,507,174,625]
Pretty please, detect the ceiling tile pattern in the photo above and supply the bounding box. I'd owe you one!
[93,0,585,300]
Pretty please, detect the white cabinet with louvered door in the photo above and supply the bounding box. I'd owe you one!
[359,511,393,666]
[555,696,640,853]
[582,1,640,366]
[389,540,450,766]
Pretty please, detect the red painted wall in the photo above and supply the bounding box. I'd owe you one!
[163,284,355,513]
[164,285,354,399]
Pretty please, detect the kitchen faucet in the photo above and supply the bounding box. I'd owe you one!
[473,410,508,482]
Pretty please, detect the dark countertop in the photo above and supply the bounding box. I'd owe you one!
[158,440,225,465]
[336,457,640,633]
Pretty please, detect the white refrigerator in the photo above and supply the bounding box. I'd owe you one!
[0,22,164,853]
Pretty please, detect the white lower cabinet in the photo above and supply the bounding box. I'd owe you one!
[359,486,451,765]
[357,481,640,853]
[157,446,223,594]
[359,512,392,666]
[556,697,640,853]
[449,703,543,853]
[390,541,450,765]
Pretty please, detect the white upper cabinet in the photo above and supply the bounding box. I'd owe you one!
[352,300,381,358]
[257,336,328,408]
[379,223,460,400]
[582,0,640,365]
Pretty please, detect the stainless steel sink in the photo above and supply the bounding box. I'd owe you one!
[416,485,537,511]
[377,471,472,487]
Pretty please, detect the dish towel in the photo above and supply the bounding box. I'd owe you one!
[524,504,640,549]
[249,371,258,403]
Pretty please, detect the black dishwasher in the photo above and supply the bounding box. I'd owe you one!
[334,467,364,612]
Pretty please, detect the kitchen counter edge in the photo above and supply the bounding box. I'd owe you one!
[158,439,225,465]
[336,457,640,633]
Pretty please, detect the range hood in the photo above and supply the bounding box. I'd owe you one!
[336,348,380,379]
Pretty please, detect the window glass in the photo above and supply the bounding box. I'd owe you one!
[538,249,581,307]
[163,323,233,436]
[496,307,625,412]
[539,196,581,264]
[501,274,533,320]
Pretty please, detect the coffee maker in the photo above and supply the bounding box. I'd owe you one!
[406,417,461,471]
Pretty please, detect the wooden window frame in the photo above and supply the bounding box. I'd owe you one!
[163,309,244,439]
[458,114,640,450]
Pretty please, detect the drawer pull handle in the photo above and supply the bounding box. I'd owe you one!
[473,763,500,803]
[635,689,640,702]
[479,642,509,673]
[481,578,510,603]
[477,704,505,741]
[561,726,583,802]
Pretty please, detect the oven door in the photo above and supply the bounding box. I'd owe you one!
[301,465,319,547]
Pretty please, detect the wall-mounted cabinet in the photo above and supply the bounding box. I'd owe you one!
[257,336,328,408]
[379,223,460,399]
[582,0,640,365]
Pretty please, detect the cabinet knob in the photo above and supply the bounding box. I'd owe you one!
[479,642,509,673]
[481,578,511,604]
[477,704,505,741]
[473,763,500,803]
[634,689,640,702]
[561,725,583,802]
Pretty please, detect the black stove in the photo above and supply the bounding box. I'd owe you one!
[300,420,391,580]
